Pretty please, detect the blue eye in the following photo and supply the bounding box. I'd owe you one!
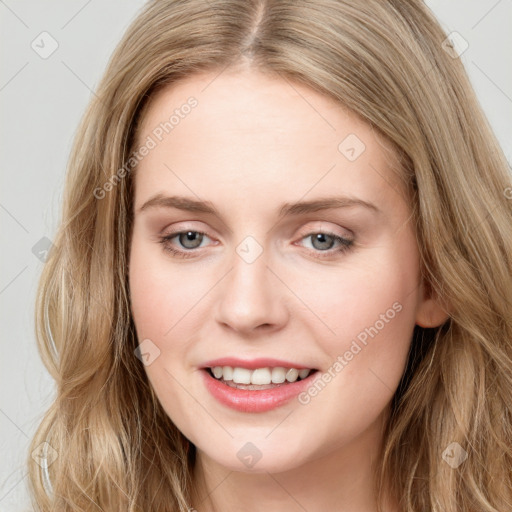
[158,230,354,259]
[172,231,206,249]
[159,230,210,258]
[299,232,354,256]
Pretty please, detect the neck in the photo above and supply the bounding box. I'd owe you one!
[189,410,399,512]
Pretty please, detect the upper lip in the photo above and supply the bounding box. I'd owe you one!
[201,357,316,370]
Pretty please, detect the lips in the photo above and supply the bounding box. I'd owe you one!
[200,357,319,413]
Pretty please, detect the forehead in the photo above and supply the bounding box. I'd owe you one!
[133,69,405,209]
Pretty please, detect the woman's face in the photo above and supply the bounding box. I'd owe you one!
[129,68,446,473]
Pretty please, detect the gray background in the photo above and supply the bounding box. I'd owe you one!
[1,1,511,510]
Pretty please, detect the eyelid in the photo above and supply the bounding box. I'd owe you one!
[159,219,211,235]
[162,228,215,246]
[296,222,353,238]
[159,223,355,261]
[293,220,354,246]
[161,221,351,244]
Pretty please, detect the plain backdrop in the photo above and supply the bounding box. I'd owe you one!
[1,1,511,510]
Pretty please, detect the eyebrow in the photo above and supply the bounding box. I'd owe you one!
[137,194,381,217]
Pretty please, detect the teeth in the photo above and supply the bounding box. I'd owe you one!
[286,368,299,382]
[271,367,286,384]
[222,366,233,381]
[251,368,272,385]
[209,366,313,384]
[298,369,311,379]
[232,367,252,384]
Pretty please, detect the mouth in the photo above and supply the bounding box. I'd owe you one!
[205,365,318,390]
[200,360,319,413]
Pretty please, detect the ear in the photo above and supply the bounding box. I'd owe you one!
[415,281,451,328]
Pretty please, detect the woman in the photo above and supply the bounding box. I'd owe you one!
[28,1,512,511]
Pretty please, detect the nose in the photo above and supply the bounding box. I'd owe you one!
[214,246,289,336]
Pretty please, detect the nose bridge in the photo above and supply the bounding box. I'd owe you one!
[214,236,288,333]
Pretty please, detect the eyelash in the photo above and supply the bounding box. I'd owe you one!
[158,229,354,259]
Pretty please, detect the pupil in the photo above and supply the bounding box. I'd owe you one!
[181,231,202,248]
[313,233,333,250]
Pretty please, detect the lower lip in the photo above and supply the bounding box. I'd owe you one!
[202,369,317,413]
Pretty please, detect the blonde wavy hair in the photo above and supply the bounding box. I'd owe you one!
[28,0,512,510]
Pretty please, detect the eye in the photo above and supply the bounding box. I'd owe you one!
[159,230,213,258]
[298,232,354,257]
[158,229,354,259]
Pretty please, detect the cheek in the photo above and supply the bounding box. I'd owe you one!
[129,237,201,339]
[286,254,418,451]
[129,238,201,415]
[291,241,419,382]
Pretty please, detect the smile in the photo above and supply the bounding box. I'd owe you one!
[208,366,314,388]
[200,359,319,413]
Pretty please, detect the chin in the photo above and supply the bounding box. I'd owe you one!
[193,433,315,474]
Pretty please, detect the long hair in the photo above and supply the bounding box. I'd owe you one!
[28,1,512,510]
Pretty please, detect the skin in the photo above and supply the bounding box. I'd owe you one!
[128,65,449,512]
